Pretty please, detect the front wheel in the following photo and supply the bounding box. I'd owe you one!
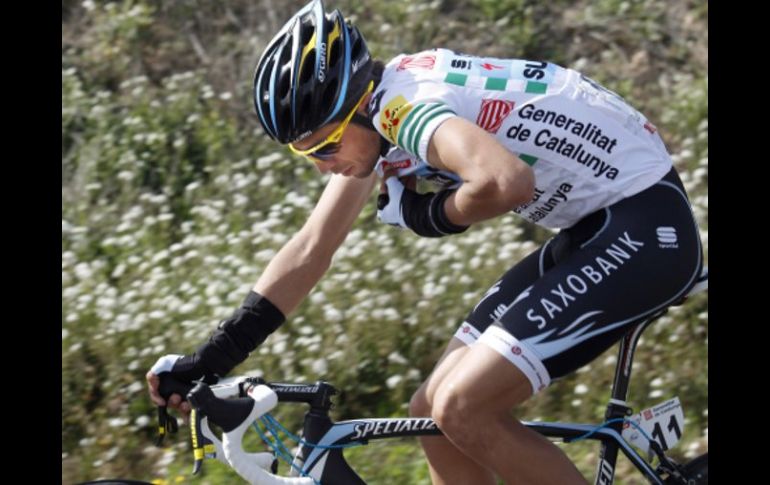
[665,452,708,484]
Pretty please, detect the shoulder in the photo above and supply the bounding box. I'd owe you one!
[369,49,459,154]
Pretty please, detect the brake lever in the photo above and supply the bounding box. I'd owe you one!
[156,405,178,446]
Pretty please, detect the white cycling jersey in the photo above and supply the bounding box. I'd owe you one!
[370,48,673,229]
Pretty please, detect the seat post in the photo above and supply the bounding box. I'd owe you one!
[610,309,667,402]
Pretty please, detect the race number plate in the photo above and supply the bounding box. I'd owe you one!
[622,397,685,453]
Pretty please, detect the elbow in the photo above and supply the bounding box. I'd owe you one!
[291,228,333,271]
[510,165,535,206]
[483,164,535,210]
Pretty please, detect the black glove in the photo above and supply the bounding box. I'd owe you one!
[150,291,285,385]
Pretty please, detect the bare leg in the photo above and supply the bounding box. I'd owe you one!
[432,343,587,485]
[409,337,496,485]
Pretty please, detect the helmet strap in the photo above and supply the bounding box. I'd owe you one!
[351,111,376,131]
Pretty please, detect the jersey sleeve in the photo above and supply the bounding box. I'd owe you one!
[371,59,458,162]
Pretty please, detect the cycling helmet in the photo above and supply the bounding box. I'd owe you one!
[253,0,373,144]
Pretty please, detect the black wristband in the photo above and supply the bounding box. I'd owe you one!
[402,188,469,237]
[194,291,286,377]
[430,189,470,235]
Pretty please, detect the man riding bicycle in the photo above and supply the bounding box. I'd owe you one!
[147,1,703,483]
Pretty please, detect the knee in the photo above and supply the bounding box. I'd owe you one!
[409,385,432,417]
[431,382,474,440]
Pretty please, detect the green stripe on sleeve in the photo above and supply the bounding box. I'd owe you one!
[410,108,455,156]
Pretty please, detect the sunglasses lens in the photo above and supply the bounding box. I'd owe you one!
[311,142,341,160]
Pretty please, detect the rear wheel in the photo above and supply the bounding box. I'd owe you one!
[680,453,707,484]
[664,453,708,484]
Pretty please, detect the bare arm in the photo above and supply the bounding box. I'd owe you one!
[253,172,377,315]
[426,117,535,226]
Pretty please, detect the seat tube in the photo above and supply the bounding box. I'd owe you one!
[595,312,664,484]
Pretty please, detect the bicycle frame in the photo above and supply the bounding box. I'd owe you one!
[266,311,668,484]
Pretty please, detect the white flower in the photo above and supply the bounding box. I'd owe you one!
[108,417,130,428]
[311,359,328,375]
[386,375,403,389]
[388,352,408,365]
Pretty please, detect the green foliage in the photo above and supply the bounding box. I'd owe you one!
[62,1,707,483]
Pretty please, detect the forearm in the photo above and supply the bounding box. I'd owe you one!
[255,172,376,315]
[253,230,332,316]
[444,169,534,226]
[426,117,535,227]
[444,184,512,226]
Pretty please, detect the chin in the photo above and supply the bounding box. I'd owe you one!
[355,165,375,179]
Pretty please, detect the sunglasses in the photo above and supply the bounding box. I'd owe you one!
[289,80,374,162]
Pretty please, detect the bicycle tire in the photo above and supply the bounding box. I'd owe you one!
[665,452,708,484]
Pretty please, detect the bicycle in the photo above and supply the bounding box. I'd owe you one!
[154,267,708,485]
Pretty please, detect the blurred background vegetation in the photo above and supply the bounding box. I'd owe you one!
[62,0,707,483]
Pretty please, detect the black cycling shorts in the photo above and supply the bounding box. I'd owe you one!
[453,167,703,394]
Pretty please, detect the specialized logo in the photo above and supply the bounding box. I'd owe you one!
[657,226,678,248]
[597,459,614,485]
[476,99,515,134]
[397,54,436,71]
[511,346,522,355]
[350,419,437,440]
[280,385,320,393]
[379,95,415,145]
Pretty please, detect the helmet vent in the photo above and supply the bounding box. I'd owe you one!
[278,72,291,100]
[300,21,314,46]
[300,51,316,83]
[328,38,340,67]
[351,37,363,60]
[322,79,339,113]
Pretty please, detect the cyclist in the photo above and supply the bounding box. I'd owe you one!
[147,1,703,483]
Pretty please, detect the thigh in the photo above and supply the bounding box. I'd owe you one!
[456,237,553,346]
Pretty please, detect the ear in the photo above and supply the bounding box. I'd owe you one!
[357,93,373,114]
